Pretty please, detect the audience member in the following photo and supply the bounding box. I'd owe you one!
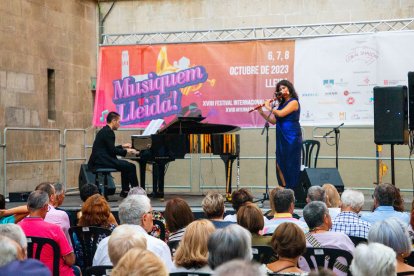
[0,224,27,259]
[0,258,50,276]
[53,183,77,227]
[0,194,15,224]
[207,224,252,269]
[79,183,99,202]
[224,188,254,222]
[78,183,118,225]
[108,224,147,266]
[74,194,116,269]
[322,184,341,220]
[93,195,173,270]
[53,183,66,208]
[111,248,168,276]
[368,217,414,275]
[78,194,116,229]
[300,201,354,276]
[164,197,194,255]
[36,182,72,244]
[18,190,76,276]
[266,222,307,275]
[237,203,271,246]
[306,186,326,203]
[213,259,267,276]
[361,183,409,225]
[172,219,215,273]
[409,199,414,240]
[127,187,169,241]
[391,184,405,212]
[202,191,234,229]
[331,189,371,239]
[350,242,396,276]
[263,189,308,235]
[0,235,21,266]
[0,225,50,276]
[264,186,284,219]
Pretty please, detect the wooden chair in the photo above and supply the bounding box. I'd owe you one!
[251,245,276,264]
[301,247,353,274]
[301,140,320,168]
[69,226,113,271]
[26,236,60,276]
[85,265,113,276]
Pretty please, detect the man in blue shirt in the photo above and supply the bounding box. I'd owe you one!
[361,183,409,225]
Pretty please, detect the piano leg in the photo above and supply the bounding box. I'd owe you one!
[220,155,237,201]
[152,160,170,198]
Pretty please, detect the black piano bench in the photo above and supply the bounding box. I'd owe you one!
[93,168,118,201]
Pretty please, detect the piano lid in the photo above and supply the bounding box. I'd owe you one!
[157,116,240,134]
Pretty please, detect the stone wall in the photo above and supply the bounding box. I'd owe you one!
[0,0,97,193]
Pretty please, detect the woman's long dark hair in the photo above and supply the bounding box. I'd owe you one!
[276,79,299,105]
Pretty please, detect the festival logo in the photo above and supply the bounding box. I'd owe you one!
[345,46,378,65]
[112,47,214,125]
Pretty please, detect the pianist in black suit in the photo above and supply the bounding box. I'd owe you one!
[88,111,139,198]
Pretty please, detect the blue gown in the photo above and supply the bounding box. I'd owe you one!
[275,98,302,189]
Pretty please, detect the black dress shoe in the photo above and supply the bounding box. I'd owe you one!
[119,190,129,198]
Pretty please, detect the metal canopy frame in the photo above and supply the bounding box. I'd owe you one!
[102,18,414,45]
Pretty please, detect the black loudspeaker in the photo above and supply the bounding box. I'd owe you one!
[408,72,414,130]
[374,86,408,144]
[294,168,344,207]
[78,164,116,195]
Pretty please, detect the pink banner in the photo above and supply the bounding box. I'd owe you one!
[93,40,295,128]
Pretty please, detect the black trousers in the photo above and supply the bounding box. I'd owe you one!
[113,159,139,191]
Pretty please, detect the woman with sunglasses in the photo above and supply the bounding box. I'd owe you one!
[257,79,302,189]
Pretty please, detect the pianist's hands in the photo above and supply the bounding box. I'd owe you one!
[126,148,140,156]
[122,143,132,149]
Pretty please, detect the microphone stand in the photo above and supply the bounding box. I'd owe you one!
[257,106,276,204]
[324,123,344,169]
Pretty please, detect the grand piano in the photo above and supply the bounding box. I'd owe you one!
[131,116,240,198]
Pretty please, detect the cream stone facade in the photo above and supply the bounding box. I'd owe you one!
[1,0,414,196]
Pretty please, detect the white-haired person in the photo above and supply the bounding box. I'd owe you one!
[93,195,173,271]
[350,242,396,276]
[0,225,50,275]
[108,224,147,266]
[331,189,371,239]
[207,224,253,270]
[368,217,414,275]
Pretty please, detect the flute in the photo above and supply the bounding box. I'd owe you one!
[248,98,279,113]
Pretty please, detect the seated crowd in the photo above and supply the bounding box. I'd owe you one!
[0,182,413,276]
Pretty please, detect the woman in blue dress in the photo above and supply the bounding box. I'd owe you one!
[258,80,302,189]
